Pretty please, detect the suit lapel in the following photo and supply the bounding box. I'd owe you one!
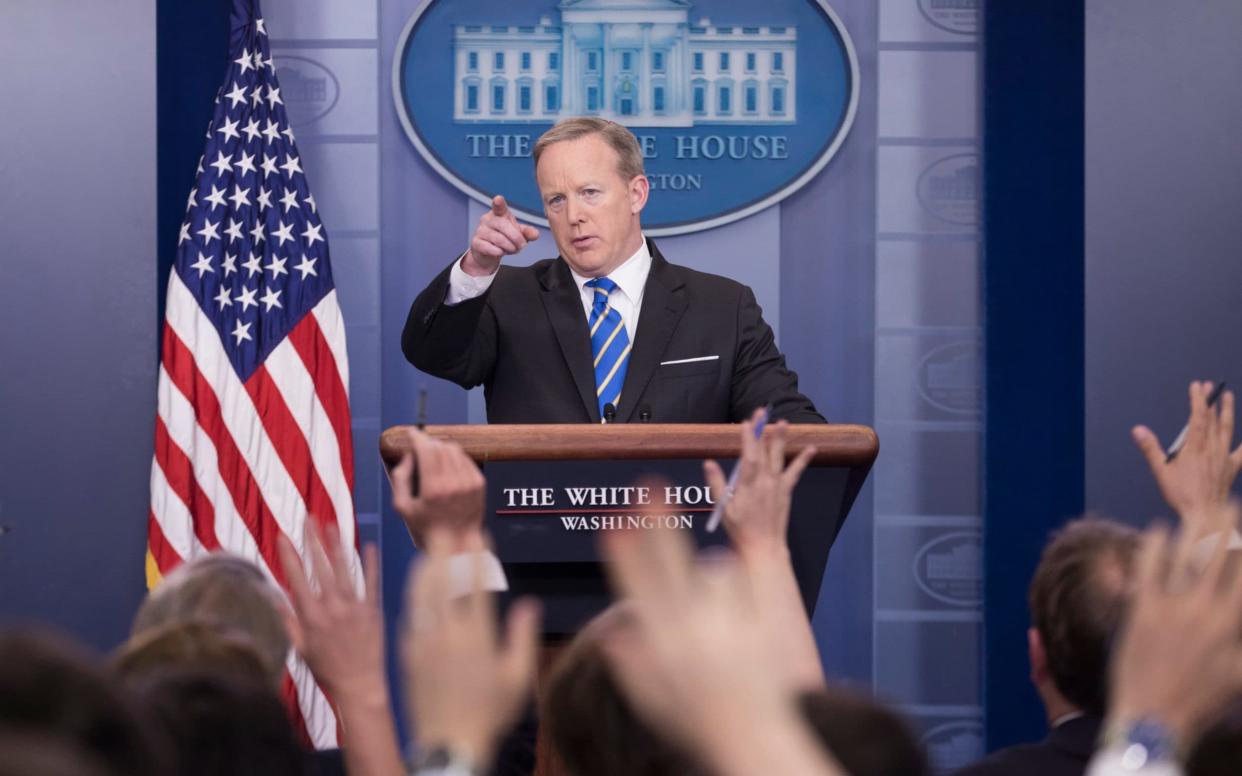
[537,259,601,423]
[616,241,687,423]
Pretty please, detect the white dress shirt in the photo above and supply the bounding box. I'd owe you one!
[445,240,652,342]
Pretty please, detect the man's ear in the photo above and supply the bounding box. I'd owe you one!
[629,175,650,215]
[1028,626,1048,684]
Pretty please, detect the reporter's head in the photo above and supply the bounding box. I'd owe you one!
[133,553,289,686]
[1028,517,1140,716]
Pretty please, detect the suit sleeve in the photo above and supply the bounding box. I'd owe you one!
[729,285,827,424]
[401,258,498,389]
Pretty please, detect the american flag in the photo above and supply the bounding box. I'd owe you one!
[147,0,358,748]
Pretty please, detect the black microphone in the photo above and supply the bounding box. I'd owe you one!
[638,406,652,423]
[603,403,617,423]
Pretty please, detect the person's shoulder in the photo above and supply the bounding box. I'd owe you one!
[950,739,1081,776]
[652,254,749,299]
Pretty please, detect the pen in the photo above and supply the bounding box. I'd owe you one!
[705,405,771,533]
[1165,381,1227,462]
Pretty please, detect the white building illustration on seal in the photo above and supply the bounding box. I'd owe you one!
[452,0,797,126]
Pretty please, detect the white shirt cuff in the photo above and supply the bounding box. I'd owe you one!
[445,253,497,305]
[445,550,509,596]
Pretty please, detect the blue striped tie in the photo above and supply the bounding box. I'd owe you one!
[585,277,631,419]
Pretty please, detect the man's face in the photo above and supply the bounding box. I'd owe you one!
[536,134,649,278]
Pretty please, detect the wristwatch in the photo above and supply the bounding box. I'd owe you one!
[409,745,479,776]
[1100,717,1179,770]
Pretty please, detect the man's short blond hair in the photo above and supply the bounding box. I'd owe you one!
[532,117,645,181]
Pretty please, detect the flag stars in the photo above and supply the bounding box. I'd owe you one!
[179,222,191,245]
[222,252,238,276]
[236,285,259,312]
[242,251,264,277]
[225,218,245,243]
[249,221,266,246]
[265,254,288,279]
[234,150,257,177]
[295,254,318,279]
[231,319,253,344]
[208,151,233,177]
[303,193,317,213]
[263,120,281,144]
[281,125,296,145]
[217,116,241,142]
[272,220,295,246]
[261,155,279,178]
[251,87,264,109]
[279,188,300,213]
[242,117,262,142]
[257,187,273,211]
[265,85,282,110]
[255,18,267,36]
[302,222,324,247]
[225,82,248,109]
[234,49,254,75]
[196,218,220,246]
[228,184,251,210]
[204,184,228,211]
[190,252,214,278]
[213,284,233,310]
[186,188,198,212]
[261,286,283,312]
[279,155,303,177]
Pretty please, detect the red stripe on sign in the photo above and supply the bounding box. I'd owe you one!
[147,508,184,577]
[288,314,355,491]
[160,323,289,588]
[245,363,338,533]
[153,416,221,551]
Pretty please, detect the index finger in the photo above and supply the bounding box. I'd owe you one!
[491,194,509,217]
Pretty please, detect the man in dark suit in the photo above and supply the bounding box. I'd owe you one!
[402,117,824,425]
[952,519,1140,776]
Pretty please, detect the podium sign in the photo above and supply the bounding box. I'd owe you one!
[381,424,877,635]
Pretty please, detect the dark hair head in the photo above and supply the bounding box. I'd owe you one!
[135,668,306,776]
[0,733,112,776]
[133,553,289,685]
[796,689,929,776]
[1186,697,1242,776]
[1028,516,1140,715]
[0,629,167,776]
[544,607,928,776]
[543,607,699,776]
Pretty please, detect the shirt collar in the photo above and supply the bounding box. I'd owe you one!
[1050,711,1086,729]
[568,237,651,304]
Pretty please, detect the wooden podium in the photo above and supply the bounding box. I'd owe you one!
[379,423,878,634]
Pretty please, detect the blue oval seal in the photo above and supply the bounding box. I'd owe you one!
[393,0,859,235]
[912,530,982,606]
[273,55,341,126]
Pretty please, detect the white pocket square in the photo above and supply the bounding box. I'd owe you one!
[660,355,719,366]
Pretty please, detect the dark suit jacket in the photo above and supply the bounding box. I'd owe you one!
[402,239,825,424]
[950,715,1101,776]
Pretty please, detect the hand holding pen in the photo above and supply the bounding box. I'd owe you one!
[704,406,817,545]
[1132,380,1242,532]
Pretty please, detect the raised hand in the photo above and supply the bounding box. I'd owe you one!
[401,537,541,770]
[463,195,541,276]
[1132,380,1242,535]
[704,410,816,558]
[278,524,404,776]
[704,414,823,688]
[598,517,844,776]
[1106,502,1242,751]
[390,428,487,553]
